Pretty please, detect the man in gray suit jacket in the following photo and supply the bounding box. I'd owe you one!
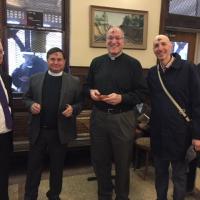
[24,47,82,200]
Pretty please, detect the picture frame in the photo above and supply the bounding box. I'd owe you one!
[90,5,148,49]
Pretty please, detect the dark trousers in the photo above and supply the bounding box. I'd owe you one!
[90,109,135,200]
[0,132,12,200]
[186,158,197,192]
[24,129,67,200]
[154,156,187,200]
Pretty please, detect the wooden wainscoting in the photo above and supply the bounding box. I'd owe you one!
[13,103,91,152]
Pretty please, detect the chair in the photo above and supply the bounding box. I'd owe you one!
[134,137,151,180]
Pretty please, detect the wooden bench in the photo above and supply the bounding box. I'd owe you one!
[13,110,91,152]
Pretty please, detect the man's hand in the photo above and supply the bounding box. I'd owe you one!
[62,104,73,117]
[192,139,200,151]
[90,89,102,101]
[101,93,122,105]
[31,103,41,114]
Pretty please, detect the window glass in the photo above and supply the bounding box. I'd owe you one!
[6,0,63,95]
[169,0,200,17]
[172,41,189,60]
[8,28,62,93]
[6,0,62,29]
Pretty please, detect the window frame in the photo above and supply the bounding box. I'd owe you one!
[0,0,70,74]
[163,0,200,30]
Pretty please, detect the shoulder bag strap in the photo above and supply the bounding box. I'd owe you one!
[157,64,191,122]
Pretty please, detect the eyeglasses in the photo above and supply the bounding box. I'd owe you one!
[107,36,124,41]
[0,50,4,55]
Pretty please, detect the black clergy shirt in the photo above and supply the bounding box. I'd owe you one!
[85,53,148,110]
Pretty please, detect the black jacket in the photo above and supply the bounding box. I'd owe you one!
[147,53,200,160]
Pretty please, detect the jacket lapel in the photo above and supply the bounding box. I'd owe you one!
[37,73,46,104]
[1,73,12,106]
[59,73,70,108]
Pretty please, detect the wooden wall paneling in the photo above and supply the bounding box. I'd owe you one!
[70,66,89,85]
[63,0,70,68]
[162,0,200,30]
[0,1,2,33]
[13,111,30,152]
[159,0,168,33]
[166,15,200,30]
[13,112,29,141]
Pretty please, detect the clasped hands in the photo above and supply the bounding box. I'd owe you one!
[90,89,122,105]
[31,103,73,117]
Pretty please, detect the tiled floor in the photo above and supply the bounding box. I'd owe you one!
[9,148,92,200]
[8,150,200,200]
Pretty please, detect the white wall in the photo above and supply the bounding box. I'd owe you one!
[70,0,161,68]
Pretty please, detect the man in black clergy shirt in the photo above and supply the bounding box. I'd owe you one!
[84,26,148,200]
[0,40,13,200]
[24,47,82,200]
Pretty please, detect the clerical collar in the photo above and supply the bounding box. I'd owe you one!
[48,70,63,76]
[160,55,175,72]
[108,52,123,60]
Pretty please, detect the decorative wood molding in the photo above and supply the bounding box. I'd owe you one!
[70,66,149,79]
[63,0,70,67]
[166,14,200,30]
[161,0,200,31]
[159,0,168,33]
[70,66,89,85]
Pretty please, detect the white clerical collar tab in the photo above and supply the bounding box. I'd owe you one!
[110,56,116,60]
[108,52,123,60]
[48,70,63,76]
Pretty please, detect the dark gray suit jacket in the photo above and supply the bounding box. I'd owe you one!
[24,71,82,145]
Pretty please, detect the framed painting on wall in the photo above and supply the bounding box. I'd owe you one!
[90,5,148,49]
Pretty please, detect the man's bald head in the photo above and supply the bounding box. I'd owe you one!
[106,26,124,38]
[106,26,125,56]
[153,34,171,47]
[153,34,173,64]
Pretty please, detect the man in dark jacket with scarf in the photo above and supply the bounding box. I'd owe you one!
[147,34,200,200]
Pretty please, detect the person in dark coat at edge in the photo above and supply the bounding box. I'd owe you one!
[147,34,200,200]
[185,62,200,199]
[23,47,82,200]
[0,39,13,200]
[84,26,148,200]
